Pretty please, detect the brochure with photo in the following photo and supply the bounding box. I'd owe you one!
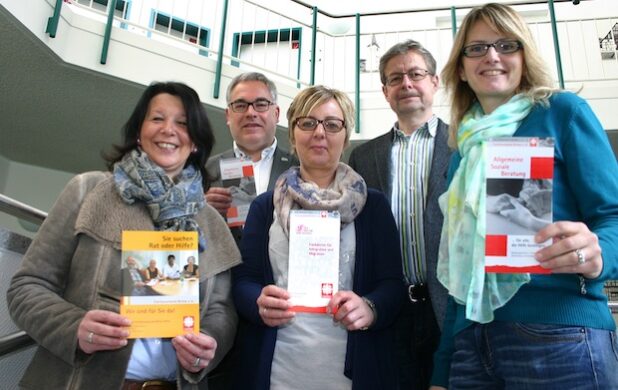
[485,137,554,274]
[120,230,200,338]
[219,157,256,227]
[288,210,340,313]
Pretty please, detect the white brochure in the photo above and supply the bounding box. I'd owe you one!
[287,210,340,313]
[219,157,256,227]
[485,137,554,274]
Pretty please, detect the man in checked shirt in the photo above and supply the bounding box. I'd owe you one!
[349,40,451,390]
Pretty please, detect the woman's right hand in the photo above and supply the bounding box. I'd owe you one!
[429,386,447,390]
[77,310,131,354]
[256,285,295,327]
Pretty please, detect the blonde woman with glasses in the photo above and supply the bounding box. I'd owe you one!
[430,3,618,389]
[232,85,405,389]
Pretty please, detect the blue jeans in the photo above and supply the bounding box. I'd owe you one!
[449,321,618,389]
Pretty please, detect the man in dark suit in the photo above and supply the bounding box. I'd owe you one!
[206,72,297,244]
[348,40,451,390]
[120,256,149,296]
[205,72,297,389]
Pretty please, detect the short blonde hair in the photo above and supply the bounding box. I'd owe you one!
[441,3,556,148]
[286,85,355,154]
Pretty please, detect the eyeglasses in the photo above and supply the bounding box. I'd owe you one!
[295,117,346,133]
[228,99,274,113]
[385,69,432,87]
[462,39,523,58]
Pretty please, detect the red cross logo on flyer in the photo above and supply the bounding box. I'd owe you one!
[321,283,334,298]
[183,316,195,332]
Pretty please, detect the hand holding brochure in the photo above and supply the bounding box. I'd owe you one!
[287,210,340,313]
[120,231,200,338]
[485,137,554,274]
[219,158,256,227]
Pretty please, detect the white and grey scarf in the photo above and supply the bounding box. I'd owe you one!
[273,163,367,237]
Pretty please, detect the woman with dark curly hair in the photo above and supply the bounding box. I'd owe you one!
[8,82,240,390]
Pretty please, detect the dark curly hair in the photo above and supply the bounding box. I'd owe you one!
[104,81,215,189]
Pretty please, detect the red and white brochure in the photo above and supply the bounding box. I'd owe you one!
[484,137,554,274]
[219,157,256,227]
[288,210,340,313]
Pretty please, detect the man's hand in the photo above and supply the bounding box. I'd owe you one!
[205,187,232,216]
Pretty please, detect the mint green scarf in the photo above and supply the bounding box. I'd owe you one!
[437,94,534,323]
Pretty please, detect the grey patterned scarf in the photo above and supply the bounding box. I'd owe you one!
[274,163,367,237]
[113,149,206,251]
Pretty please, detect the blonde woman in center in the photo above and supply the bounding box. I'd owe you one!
[232,85,404,389]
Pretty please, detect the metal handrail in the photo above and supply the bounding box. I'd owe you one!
[0,194,42,358]
[0,331,35,358]
[0,194,47,225]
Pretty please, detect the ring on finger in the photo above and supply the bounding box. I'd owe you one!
[193,356,201,367]
[87,331,94,344]
[576,248,586,265]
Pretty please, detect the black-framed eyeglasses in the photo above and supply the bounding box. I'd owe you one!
[295,117,346,133]
[228,99,274,113]
[385,69,432,87]
[462,39,523,58]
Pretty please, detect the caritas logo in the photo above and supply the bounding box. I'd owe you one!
[321,283,334,298]
[295,224,313,235]
[183,316,195,332]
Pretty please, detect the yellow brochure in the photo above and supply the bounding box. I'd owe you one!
[120,231,200,338]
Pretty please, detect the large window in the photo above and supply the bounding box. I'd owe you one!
[231,28,302,80]
[151,11,210,56]
[76,0,130,19]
